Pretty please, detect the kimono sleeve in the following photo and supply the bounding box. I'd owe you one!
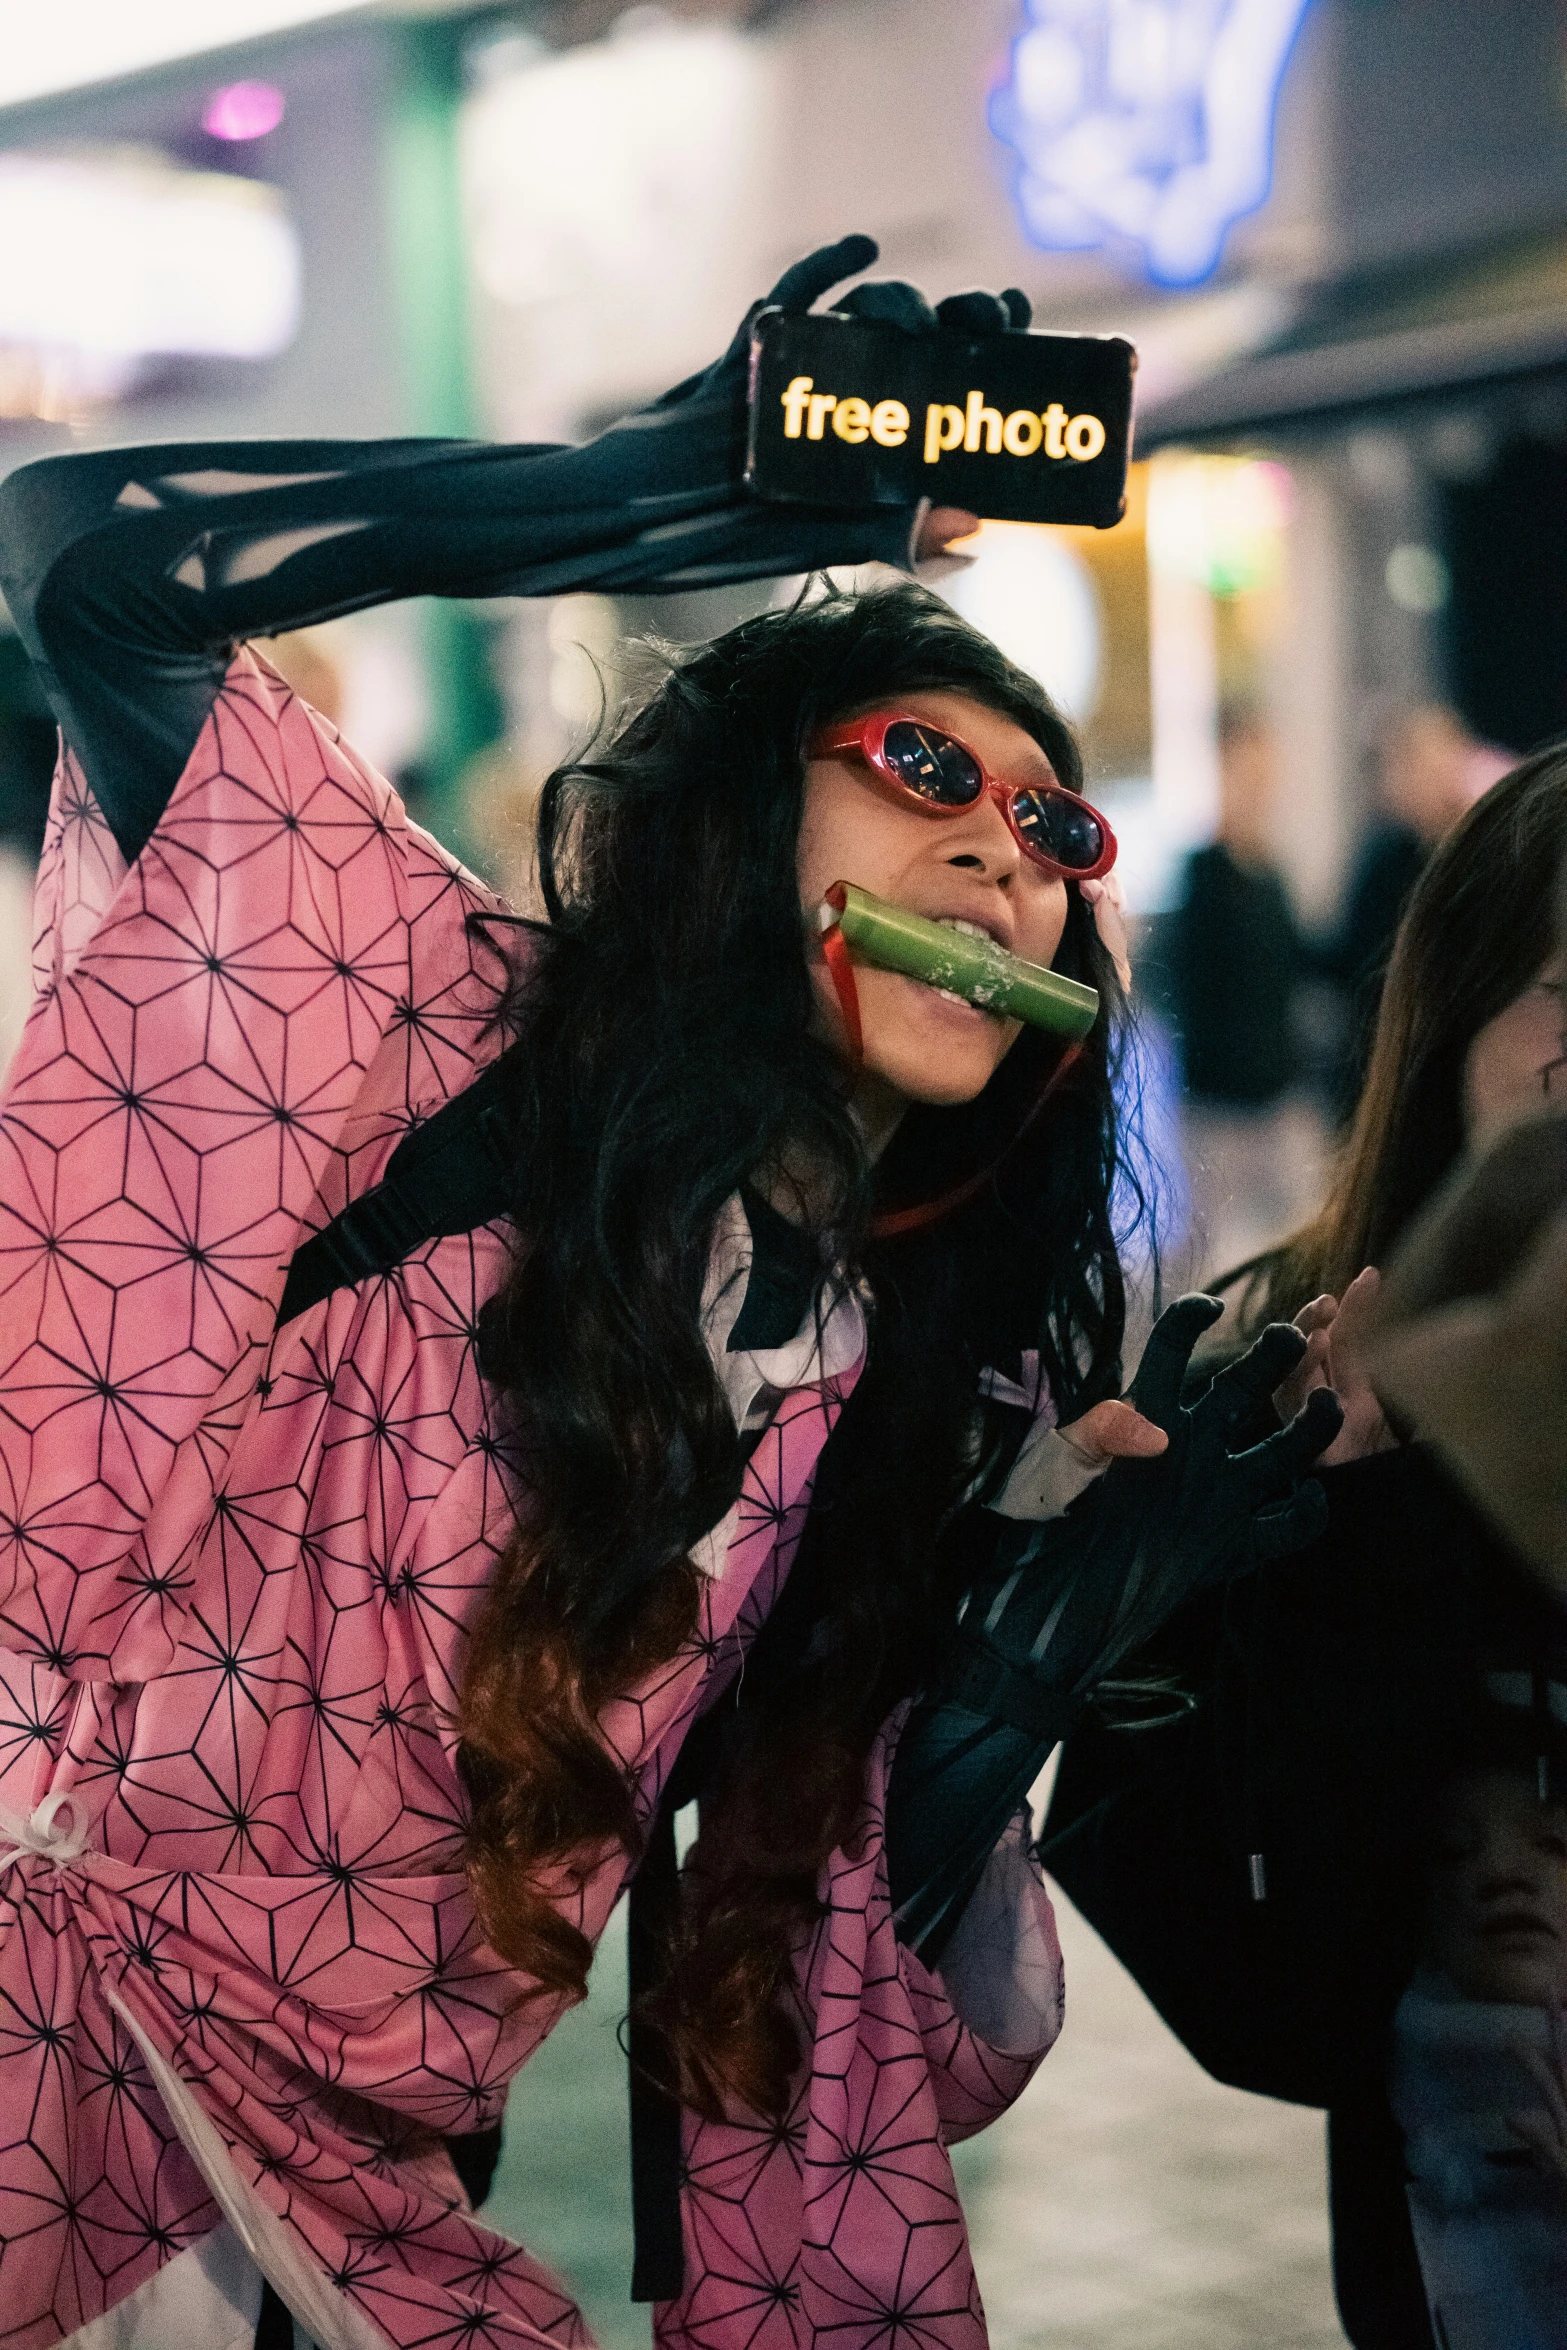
[0,649,501,1679]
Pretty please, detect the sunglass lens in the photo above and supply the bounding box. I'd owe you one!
[1012,789,1105,872]
[882,721,984,807]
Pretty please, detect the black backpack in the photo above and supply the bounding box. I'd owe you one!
[277,1045,521,1326]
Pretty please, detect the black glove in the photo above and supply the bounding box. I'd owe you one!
[642,231,881,417]
[640,238,1030,486]
[831,281,1032,336]
[885,1298,1343,1962]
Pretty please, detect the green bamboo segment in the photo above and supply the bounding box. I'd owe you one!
[825,882,1099,1039]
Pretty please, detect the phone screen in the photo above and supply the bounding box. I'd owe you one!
[746,310,1136,529]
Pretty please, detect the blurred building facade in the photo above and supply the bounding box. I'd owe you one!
[0,0,1564,1099]
[2,3,1565,914]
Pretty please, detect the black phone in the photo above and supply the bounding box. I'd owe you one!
[746,309,1136,530]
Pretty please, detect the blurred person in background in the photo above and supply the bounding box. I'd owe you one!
[0,234,1338,2350]
[1043,746,1567,2350]
[1167,700,1312,1266]
[1325,704,1496,1122]
[1390,1673,1567,2350]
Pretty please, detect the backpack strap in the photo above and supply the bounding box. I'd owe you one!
[276,1045,522,1328]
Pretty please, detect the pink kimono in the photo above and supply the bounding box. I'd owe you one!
[0,653,1061,2349]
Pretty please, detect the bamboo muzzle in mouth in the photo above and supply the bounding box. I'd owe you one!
[818,880,1099,1058]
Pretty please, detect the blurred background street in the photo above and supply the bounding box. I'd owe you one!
[6,1,1567,2339]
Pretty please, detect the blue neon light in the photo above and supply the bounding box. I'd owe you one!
[991,0,1313,287]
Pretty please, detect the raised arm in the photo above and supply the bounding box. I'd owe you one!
[0,236,922,863]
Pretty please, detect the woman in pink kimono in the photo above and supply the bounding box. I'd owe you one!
[0,238,1336,2350]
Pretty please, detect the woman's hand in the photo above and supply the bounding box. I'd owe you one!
[1273,1267,1396,1466]
[1058,1395,1169,1466]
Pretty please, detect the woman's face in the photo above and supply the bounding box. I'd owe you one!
[796,690,1072,1146]
[1427,1768,1567,2006]
[1463,953,1567,1147]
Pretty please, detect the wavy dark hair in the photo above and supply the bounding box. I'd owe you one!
[458,581,1135,2116]
[1238,744,1567,1330]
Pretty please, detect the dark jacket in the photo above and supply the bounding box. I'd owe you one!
[1324,822,1431,1119]
[1040,1447,1555,2350]
[1169,843,1301,1106]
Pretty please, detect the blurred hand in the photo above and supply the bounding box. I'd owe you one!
[1369,1112,1567,1312]
[1366,1112,1567,1588]
[1273,1267,1396,1466]
[1080,868,1132,993]
[915,506,981,562]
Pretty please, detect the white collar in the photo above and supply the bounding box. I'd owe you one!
[700,1193,866,1434]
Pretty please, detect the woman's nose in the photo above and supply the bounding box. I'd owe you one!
[943,789,1021,881]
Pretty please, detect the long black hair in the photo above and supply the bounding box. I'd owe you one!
[1244,744,1567,1328]
[460,581,1137,2111]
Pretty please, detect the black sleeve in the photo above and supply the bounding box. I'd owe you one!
[1328,2098,1437,2350]
[1046,1696,1440,2350]
[0,400,915,866]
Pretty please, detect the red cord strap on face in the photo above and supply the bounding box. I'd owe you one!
[818,884,864,1067]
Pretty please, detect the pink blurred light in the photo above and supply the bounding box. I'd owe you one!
[203,82,286,141]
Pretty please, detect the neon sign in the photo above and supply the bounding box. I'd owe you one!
[991,0,1313,287]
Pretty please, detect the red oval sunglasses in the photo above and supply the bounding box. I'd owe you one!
[808,714,1117,884]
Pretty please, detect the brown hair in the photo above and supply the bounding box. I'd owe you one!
[1241,746,1567,1329]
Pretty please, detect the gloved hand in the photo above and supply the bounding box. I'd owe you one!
[627,238,1030,565]
[651,238,1032,414]
[885,1297,1343,1961]
[831,280,1032,336]
[830,276,1034,561]
[643,231,882,418]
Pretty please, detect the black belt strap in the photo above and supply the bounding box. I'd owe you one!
[628,1797,686,2302]
[625,1708,736,2304]
[943,1627,1086,1747]
[276,1045,522,1327]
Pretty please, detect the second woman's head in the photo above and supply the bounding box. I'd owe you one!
[1256,745,1567,1318]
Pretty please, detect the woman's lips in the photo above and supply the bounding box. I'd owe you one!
[881,967,1003,1025]
[925,908,1015,953]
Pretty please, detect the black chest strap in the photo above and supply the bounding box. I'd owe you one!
[276,1045,522,1328]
